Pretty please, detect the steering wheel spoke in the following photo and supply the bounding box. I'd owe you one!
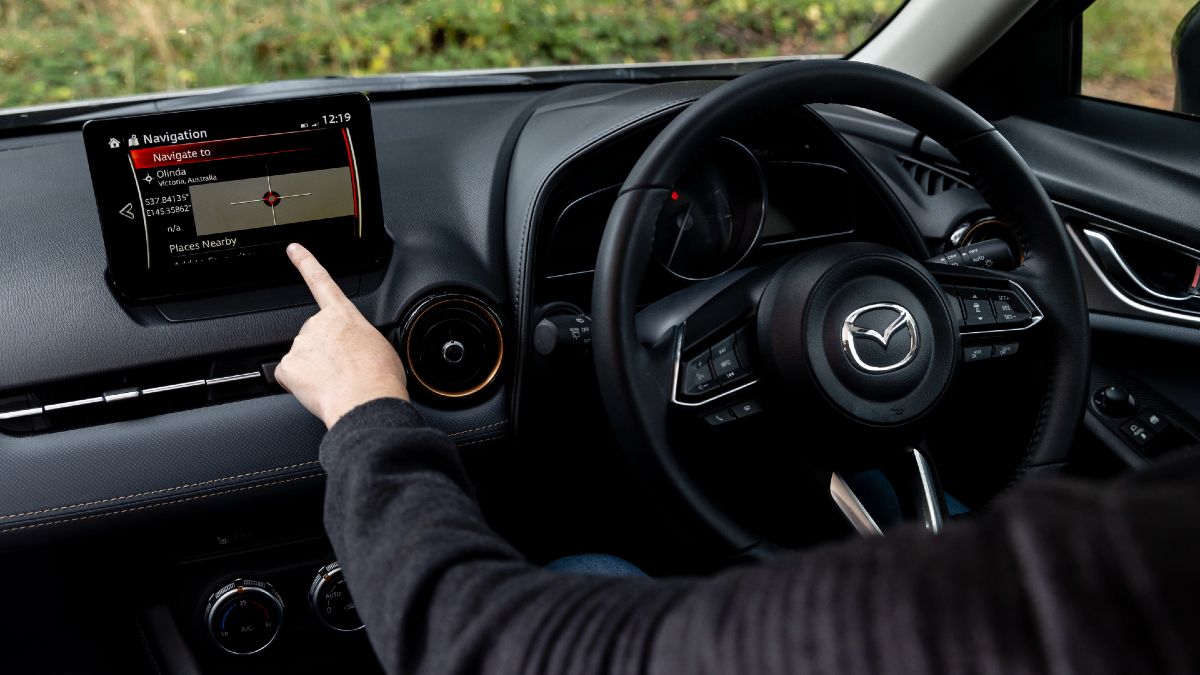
[631,262,777,414]
[831,446,949,537]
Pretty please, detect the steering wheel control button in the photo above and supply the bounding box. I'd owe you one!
[957,288,996,326]
[309,562,364,632]
[1095,385,1137,418]
[204,578,284,656]
[729,400,762,418]
[711,350,740,377]
[989,289,1030,323]
[703,409,736,426]
[964,345,993,362]
[711,335,737,360]
[993,343,1020,358]
[683,351,718,395]
[1121,420,1154,445]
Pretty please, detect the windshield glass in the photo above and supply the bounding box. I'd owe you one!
[0,0,904,109]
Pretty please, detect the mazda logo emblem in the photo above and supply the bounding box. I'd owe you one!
[841,303,919,373]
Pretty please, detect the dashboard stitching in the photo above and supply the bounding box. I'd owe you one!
[447,419,508,437]
[455,436,504,448]
[0,423,505,524]
[0,473,324,535]
[0,459,321,521]
[513,96,699,316]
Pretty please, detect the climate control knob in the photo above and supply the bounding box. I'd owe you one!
[204,578,284,655]
[308,562,364,632]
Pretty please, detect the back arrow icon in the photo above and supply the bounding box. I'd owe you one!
[119,203,136,220]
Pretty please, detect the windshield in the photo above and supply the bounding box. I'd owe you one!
[0,0,904,110]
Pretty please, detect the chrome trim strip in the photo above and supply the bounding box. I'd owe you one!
[141,380,207,395]
[910,448,943,534]
[544,268,596,280]
[757,228,856,247]
[1067,227,1200,326]
[43,397,104,412]
[830,473,883,537]
[1055,200,1200,259]
[0,407,44,420]
[1082,229,1195,303]
[669,325,760,408]
[102,388,140,403]
[205,372,262,386]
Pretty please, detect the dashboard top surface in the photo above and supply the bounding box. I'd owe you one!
[1,76,1196,548]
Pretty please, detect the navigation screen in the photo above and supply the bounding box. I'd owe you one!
[84,94,385,302]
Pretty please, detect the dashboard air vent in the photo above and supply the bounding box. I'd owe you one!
[897,156,970,196]
[399,294,504,399]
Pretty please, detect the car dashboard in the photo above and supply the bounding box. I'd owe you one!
[2,74,1199,673]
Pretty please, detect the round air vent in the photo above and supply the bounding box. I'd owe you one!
[399,294,504,399]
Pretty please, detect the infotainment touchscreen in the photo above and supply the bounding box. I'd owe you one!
[83,93,385,302]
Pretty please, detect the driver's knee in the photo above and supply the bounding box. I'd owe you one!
[546,554,647,577]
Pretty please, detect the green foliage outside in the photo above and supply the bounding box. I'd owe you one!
[0,0,901,109]
[3,0,1192,113]
[1082,0,1196,110]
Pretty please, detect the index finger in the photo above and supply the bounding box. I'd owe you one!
[287,243,348,309]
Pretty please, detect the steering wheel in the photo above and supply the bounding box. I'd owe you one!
[591,60,1089,557]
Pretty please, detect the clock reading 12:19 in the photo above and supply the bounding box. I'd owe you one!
[322,112,352,125]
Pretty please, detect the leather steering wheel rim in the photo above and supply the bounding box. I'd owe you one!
[592,60,1090,556]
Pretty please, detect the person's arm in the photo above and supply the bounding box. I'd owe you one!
[273,243,693,673]
[319,397,693,674]
[277,244,1199,675]
[320,401,1199,675]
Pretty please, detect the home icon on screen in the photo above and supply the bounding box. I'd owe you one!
[108,138,121,149]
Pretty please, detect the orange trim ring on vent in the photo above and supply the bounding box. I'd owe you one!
[401,296,505,399]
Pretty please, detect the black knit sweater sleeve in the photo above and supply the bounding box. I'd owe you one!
[319,397,1200,675]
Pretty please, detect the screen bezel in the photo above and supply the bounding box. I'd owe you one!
[83,93,387,303]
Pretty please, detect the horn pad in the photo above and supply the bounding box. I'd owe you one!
[756,243,959,426]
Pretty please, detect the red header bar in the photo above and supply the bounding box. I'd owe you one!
[129,129,318,169]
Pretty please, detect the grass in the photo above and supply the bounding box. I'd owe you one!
[0,0,900,108]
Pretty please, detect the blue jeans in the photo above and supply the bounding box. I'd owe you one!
[546,553,647,577]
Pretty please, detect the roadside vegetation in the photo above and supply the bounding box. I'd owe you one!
[0,0,899,108]
[0,0,1193,113]
[1082,0,1194,111]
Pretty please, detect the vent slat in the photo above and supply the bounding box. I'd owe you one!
[897,156,969,196]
